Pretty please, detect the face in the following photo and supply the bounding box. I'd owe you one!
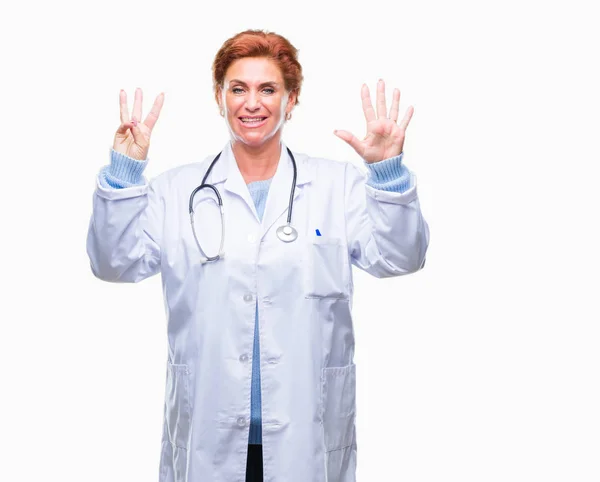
[218,57,296,147]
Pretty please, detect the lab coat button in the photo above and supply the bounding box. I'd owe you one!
[239,353,249,363]
[243,293,253,302]
[237,416,246,427]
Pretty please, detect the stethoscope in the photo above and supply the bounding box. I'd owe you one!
[189,146,298,263]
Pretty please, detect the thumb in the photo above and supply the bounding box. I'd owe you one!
[334,129,361,155]
[116,123,131,135]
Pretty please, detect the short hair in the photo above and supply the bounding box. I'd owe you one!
[212,29,304,107]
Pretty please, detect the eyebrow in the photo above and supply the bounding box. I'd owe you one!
[229,79,280,87]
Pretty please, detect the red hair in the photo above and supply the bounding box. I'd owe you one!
[212,29,304,107]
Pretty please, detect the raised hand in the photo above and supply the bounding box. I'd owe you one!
[334,79,414,164]
[113,88,165,161]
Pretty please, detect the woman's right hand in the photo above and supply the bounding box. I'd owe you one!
[113,88,165,161]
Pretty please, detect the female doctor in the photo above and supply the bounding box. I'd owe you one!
[87,29,429,482]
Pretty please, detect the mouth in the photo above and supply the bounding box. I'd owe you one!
[238,116,268,128]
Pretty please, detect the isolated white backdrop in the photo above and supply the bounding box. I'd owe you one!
[1,0,599,481]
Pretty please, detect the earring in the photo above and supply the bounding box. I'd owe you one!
[285,112,292,121]
[220,109,224,117]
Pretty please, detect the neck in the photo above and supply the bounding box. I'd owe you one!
[231,135,282,184]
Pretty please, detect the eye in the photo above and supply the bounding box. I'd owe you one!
[262,88,275,94]
[232,87,244,94]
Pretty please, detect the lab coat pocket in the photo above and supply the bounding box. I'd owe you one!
[305,237,348,299]
[165,363,191,450]
[321,363,356,452]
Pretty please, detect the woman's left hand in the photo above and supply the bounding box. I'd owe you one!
[334,79,414,164]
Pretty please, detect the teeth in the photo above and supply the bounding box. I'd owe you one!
[241,117,265,123]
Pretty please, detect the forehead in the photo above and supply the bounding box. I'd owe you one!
[225,57,283,84]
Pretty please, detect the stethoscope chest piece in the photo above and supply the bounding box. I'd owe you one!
[276,224,298,243]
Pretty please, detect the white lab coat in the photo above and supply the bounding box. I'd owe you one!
[86,140,429,482]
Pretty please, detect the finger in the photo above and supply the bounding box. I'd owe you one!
[398,105,414,131]
[116,121,134,135]
[334,129,363,157]
[361,84,376,124]
[119,90,130,124]
[132,87,143,123]
[389,88,400,123]
[143,92,165,131]
[376,79,387,119]
[129,121,146,147]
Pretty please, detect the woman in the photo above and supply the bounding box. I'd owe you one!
[87,29,429,482]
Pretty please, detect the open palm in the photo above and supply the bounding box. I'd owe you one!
[334,79,413,163]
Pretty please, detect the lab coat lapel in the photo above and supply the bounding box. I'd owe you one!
[222,142,260,220]
[259,141,311,241]
[218,140,312,235]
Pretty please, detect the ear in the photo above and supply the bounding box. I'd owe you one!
[216,86,223,111]
[286,90,298,114]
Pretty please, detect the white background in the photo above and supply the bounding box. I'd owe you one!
[1,0,599,480]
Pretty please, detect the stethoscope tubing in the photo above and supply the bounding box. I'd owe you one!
[189,146,297,262]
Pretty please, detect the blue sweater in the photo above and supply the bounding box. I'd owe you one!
[99,148,413,444]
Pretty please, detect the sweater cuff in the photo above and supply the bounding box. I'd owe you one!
[365,152,413,192]
[99,149,149,189]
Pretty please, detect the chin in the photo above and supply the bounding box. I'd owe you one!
[234,133,265,146]
[233,128,282,147]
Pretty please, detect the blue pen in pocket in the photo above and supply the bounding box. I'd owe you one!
[315,229,321,236]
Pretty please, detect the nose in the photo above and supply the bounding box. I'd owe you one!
[244,91,261,111]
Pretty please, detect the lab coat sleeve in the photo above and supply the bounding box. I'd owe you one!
[344,158,430,278]
[86,150,164,283]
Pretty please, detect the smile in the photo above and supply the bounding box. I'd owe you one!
[238,117,267,128]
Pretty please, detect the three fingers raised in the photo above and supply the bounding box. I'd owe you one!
[119,88,165,131]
